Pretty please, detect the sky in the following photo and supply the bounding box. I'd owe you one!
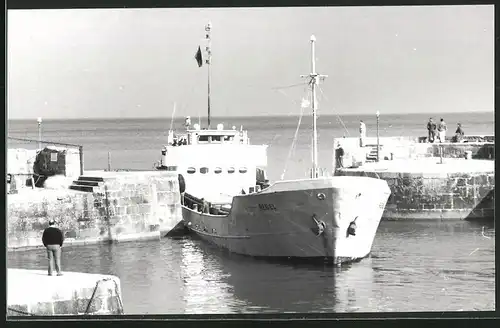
[7,5,494,120]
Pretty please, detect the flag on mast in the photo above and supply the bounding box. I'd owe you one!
[195,46,203,67]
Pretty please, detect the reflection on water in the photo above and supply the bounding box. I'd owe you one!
[180,240,238,314]
[7,220,495,314]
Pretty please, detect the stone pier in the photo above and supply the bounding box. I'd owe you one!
[336,158,494,220]
[7,171,183,251]
[7,269,123,315]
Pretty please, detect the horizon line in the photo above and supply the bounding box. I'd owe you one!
[6,109,495,121]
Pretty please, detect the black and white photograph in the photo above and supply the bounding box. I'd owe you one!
[6,4,495,317]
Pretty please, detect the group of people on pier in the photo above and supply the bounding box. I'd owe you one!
[426,117,465,143]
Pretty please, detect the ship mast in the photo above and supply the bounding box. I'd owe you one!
[301,35,327,178]
[205,22,212,129]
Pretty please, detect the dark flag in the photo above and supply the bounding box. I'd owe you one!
[195,46,203,67]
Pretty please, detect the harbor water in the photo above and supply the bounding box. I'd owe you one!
[7,112,495,313]
[8,220,495,313]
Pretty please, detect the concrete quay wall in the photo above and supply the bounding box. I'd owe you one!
[7,269,123,315]
[7,171,183,250]
[336,159,494,220]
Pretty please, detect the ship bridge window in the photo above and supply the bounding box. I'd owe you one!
[187,167,196,174]
[228,167,235,174]
[212,136,222,142]
[200,167,209,174]
[239,167,248,174]
[214,167,222,174]
[198,135,209,142]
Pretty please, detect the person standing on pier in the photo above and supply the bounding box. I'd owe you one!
[426,118,437,143]
[335,142,344,169]
[437,118,447,143]
[42,220,64,276]
[453,123,465,142]
[359,120,366,147]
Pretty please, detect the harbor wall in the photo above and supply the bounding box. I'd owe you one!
[334,136,494,168]
[7,172,183,250]
[336,166,495,220]
[7,269,123,315]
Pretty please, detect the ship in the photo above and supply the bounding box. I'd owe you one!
[160,26,391,264]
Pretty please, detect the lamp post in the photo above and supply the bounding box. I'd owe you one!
[376,110,380,162]
[37,117,42,150]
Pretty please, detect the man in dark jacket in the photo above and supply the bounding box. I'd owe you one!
[335,143,345,168]
[42,220,64,276]
[427,118,437,143]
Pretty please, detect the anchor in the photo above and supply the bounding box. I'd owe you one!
[311,214,326,236]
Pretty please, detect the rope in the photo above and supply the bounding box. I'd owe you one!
[317,85,350,137]
[7,307,36,316]
[271,82,309,90]
[362,171,381,180]
[280,87,309,181]
[84,278,124,315]
[114,279,124,314]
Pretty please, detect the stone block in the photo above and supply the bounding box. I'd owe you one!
[138,203,152,214]
[123,183,135,191]
[8,304,30,316]
[452,195,473,209]
[473,175,488,186]
[126,205,138,215]
[128,196,142,205]
[477,186,492,198]
[134,220,146,232]
[31,301,54,315]
[456,177,467,187]
[113,206,127,216]
[53,300,77,315]
[76,297,103,314]
[108,215,121,225]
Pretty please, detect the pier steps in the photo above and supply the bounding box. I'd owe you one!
[365,144,381,162]
[69,176,104,193]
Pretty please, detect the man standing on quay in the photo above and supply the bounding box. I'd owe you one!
[42,220,64,276]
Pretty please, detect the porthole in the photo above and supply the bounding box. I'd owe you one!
[187,167,196,174]
[214,167,222,174]
[200,167,209,174]
[239,167,248,174]
[228,167,235,174]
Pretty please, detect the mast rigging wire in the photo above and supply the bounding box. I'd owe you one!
[280,85,310,180]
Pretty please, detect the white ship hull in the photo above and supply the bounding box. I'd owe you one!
[182,176,390,263]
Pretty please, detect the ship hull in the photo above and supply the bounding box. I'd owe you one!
[182,176,390,264]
